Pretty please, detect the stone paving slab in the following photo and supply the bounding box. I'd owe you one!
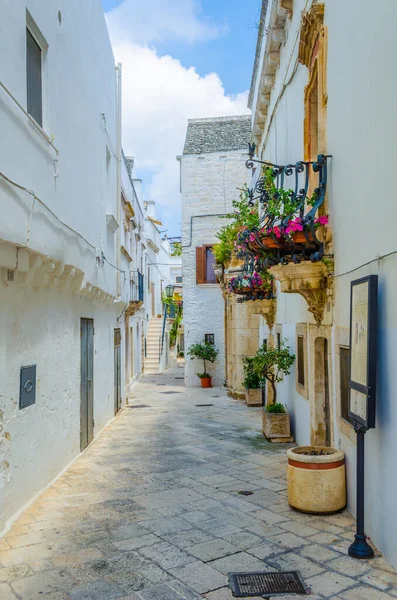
[0,367,396,599]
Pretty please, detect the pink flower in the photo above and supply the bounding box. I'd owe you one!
[249,233,256,242]
[273,225,282,238]
[285,219,303,235]
[315,215,328,226]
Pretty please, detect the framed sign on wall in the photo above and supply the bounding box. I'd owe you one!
[348,275,378,430]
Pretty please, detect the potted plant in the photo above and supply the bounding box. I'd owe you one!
[287,446,346,514]
[242,357,262,406]
[227,271,273,299]
[253,341,295,441]
[187,341,218,388]
[285,215,328,244]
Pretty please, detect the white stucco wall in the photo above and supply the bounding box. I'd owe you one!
[0,283,121,533]
[251,0,397,568]
[0,0,127,535]
[181,149,250,387]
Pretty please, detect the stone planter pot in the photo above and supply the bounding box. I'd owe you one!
[287,446,347,514]
[262,409,292,442]
[245,388,262,406]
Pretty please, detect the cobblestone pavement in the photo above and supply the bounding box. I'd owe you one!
[1,366,396,599]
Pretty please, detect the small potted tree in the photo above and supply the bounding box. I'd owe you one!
[242,357,262,406]
[187,341,218,388]
[253,341,295,441]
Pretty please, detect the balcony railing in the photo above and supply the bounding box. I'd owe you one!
[245,147,331,266]
[130,270,144,303]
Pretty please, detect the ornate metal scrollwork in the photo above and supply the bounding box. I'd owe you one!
[244,149,331,264]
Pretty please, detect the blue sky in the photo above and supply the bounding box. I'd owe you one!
[103,0,261,235]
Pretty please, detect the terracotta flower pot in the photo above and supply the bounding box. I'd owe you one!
[287,446,346,514]
[200,376,212,388]
[291,230,316,244]
[261,236,284,249]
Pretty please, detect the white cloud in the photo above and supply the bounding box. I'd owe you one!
[106,3,251,232]
[106,0,223,45]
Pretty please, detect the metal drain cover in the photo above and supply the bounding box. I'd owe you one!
[127,404,149,409]
[228,571,306,597]
[161,391,181,394]
[195,403,214,407]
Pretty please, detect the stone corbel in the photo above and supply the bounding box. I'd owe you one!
[270,261,332,325]
[125,300,143,317]
[278,0,292,18]
[252,299,276,331]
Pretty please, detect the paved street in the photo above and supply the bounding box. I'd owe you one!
[1,366,396,600]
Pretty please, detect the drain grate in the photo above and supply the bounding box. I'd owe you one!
[175,377,185,380]
[126,404,149,409]
[228,571,306,597]
[161,391,182,394]
[195,403,214,407]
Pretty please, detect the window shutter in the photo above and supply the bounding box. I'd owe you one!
[196,246,206,284]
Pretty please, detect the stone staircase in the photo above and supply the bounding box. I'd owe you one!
[144,318,164,374]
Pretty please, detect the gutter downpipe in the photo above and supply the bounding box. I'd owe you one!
[116,62,122,299]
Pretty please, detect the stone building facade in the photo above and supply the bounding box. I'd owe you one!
[179,116,251,387]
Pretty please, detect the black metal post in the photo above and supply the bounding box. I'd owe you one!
[348,427,374,559]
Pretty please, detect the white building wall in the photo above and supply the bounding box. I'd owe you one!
[251,0,397,569]
[0,0,125,534]
[0,285,120,533]
[181,150,249,387]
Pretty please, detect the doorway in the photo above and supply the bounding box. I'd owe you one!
[80,318,94,451]
[130,326,134,379]
[314,337,331,446]
[114,328,121,415]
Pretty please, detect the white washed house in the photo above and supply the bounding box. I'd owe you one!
[0,0,128,536]
[249,0,397,569]
[179,116,251,387]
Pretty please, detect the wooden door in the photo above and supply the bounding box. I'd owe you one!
[114,328,121,415]
[80,318,94,450]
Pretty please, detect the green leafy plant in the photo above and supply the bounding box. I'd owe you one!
[187,341,218,378]
[213,187,261,265]
[252,340,295,405]
[242,357,261,389]
[169,303,183,346]
[265,402,286,413]
[170,241,182,256]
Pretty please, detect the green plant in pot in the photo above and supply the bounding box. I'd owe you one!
[242,356,262,406]
[187,341,218,388]
[253,340,295,441]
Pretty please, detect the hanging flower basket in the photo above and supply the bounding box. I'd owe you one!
[291,230,316,244]
[261,236,284,249]
[227,272,274,298]
[286,216,328,245]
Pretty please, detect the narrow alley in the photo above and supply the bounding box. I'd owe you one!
[0,368,396,600]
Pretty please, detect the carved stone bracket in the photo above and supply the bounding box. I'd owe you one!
[251,299,276,331]
[270,261,332,325]
[125,300,143,317]
[298,3,324,67]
